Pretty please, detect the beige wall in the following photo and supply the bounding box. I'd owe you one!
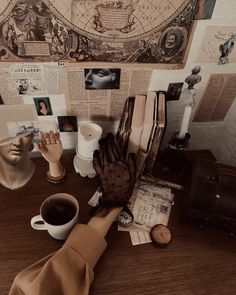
[1,0,236,164]
[149,0,236,165]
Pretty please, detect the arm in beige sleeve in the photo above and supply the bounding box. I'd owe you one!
[9,208,122,295]
[88,207,122,237]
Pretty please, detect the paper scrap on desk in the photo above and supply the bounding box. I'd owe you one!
[129,231,152,246]
[118,181,174,246]
[88,187,102,207]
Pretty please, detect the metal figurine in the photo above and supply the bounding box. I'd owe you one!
[185,66,201,89]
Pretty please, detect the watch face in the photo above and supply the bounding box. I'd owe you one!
[117,208,134,227]
[150,224,171,247]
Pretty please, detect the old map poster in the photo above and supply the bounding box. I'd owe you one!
[0,0,198,66]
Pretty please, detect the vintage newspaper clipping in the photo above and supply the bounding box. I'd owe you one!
[65,67,152,120]
[194,73,236,122]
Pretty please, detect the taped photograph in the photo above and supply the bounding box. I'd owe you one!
[33,97,53,116]
[58,116,78,132]
[166,83,184,101]
[7,120,58,143]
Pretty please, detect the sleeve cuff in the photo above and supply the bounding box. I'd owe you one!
[63,224,107,268]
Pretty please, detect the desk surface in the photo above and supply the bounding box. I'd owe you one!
[0,152,236,295]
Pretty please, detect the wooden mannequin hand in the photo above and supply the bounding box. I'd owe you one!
[93,133,136,208]
[35,131,62,163]
[35,131,65,180]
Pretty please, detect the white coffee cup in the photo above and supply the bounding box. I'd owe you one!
[31,193,79,240]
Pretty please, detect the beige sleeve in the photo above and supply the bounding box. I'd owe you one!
[9,224,107,295]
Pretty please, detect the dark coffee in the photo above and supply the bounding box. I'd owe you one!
[43,200,77,226]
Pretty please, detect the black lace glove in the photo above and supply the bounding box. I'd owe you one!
[93,133,136,208]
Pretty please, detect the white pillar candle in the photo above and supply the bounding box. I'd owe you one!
[77,123,102,159]
[178,104,192,139]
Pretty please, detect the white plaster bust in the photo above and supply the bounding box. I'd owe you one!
[0,133,35,190]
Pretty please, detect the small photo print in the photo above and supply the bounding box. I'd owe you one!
[166,82,183,101]
[7,121,58,143]
[58,116,78,132]
[195,0,216,20]
[84,68,121,90]
[8,121,39,142]
[15,79,29,95]
[7,120,58,143]
[33,97,53,116]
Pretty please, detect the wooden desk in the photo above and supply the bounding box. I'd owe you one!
[1,152,236,295]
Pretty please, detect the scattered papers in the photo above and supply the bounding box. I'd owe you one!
[88,181,174,246]
[129,231,152,245]
[119,181,174,245]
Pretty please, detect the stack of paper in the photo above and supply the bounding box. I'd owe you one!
[118,181,174,246]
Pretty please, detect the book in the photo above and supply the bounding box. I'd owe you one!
[127,94,146,156]
[116,96,135,158]
[143,91,166,175]
[139,91,157,152]
[136,91,157,176]
[116,91,166,178]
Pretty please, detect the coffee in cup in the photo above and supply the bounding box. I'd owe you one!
[31,193,79,240]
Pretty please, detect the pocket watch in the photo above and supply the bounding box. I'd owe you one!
[117,206,134,227]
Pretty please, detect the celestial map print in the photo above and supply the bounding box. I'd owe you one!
[0,0,198,65]
[43,0,191,41]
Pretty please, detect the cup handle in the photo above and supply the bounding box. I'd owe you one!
[31,215,47,230]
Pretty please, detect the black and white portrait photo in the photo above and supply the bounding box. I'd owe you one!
[166,83,184,101]
[33,97,53,116]
[84,68,121,90]
[160,27,186,59]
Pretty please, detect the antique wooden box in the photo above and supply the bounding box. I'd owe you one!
[181,158,236,236]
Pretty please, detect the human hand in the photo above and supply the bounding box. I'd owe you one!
[93,133,136,208]
[35,131,63,163]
